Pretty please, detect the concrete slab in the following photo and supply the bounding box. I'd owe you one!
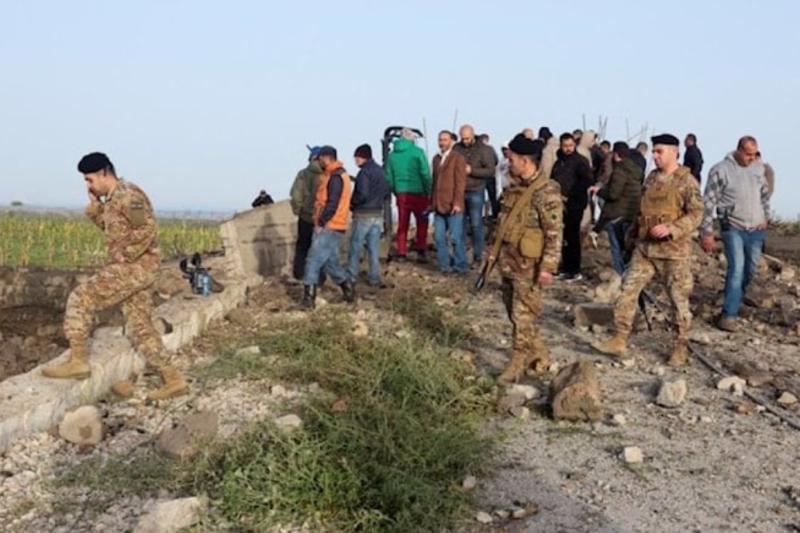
[0,277,250,452]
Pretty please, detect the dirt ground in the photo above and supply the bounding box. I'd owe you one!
[0,232,799,531]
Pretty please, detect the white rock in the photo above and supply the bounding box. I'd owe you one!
[462,475,478,491]
[717,376,746,396]
[275,414,303,431]
[133,497,205,533]
[494,509,511,519]
[476,511,494,524]
[689,331,712,345]
[270,385,287,398]
[509,384,540,401]
[351,320,369,338]
[509,406,531,420]
[621,358,636,369]
[610,414,627,427]
[656,379,687,408]
[236,345,261,356]
[59,405,103,446]
[777,392,798,406]
[700,416,712,423]
[622,446,643,464]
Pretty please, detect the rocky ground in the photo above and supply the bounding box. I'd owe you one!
[0,234,799,532]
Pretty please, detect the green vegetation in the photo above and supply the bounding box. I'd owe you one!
[56,312,496,532]
[0,212,221,268]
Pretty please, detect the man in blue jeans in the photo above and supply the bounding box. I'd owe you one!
[301,146,356,309]
[431,130,468,274]
[701,136,770,332]
[348,144,390,286]
[454,125,496,265]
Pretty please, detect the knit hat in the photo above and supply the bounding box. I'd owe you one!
[354,144,372,159]
[318,145,337,159]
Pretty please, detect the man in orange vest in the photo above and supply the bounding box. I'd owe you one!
[301,145,356,309]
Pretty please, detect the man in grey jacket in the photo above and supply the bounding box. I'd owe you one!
[454,124,498,265]
[701,136,770,332]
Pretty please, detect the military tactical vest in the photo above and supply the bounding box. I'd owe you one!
[638,167,689,240]
[497,173,549,260]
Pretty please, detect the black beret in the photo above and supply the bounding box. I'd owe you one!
[318,145,337,159]
[651,134,680,147]
[77,152,112,174]
[509,135,543,158]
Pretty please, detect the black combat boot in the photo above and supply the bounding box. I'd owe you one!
[339,280,356,303]
[301,285,316,309]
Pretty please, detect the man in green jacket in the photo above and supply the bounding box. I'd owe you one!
[290,146,325,280]
[589,141,643,274]
[385,128,432,262]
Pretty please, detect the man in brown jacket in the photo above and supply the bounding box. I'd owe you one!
[432,130,468,274]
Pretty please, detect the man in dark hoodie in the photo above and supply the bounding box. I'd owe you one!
[684,133,704,184]
[589,142,643,274]
[290,146,324,281]
[551,132,593,280]
[348,144,390,286]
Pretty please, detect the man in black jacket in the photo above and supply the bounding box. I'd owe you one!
[630,142,648,177]
[348,144,390,286]
[251,190,274,208]
[684,133,704,184]
[589,142,642,274]
[551,132,593,281]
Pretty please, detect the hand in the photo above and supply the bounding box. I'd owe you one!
[649,224,671,239]
[87,189,100,203]
[538,271,554,286]
[465,164,472,175]
[588,185,601,195]
[701,234,715,254]
[451,205,462,215]
[315,226,323,234]
[756,221,768,231]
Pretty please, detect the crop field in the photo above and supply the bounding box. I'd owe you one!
[0,213,222,269]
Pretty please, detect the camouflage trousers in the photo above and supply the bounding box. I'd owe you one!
[614,249,694,342]
[64,257,166,368]
[501,277,549,362]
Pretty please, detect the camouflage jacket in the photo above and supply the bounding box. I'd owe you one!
[86,179,160,265]
[633,167,703,260]
[497,173,563,279]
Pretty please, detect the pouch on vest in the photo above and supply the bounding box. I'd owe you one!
[129,201,147,228]
[638,183,681,240]
[519,228,544,259]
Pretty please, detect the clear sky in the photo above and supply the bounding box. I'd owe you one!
[0,1,797,217]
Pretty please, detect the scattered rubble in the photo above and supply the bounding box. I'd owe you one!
[656,378,688,408]
[777,392,798,407]
[717,376,746,396]
[156,410,219,460]
[550,361,603,422]
[58,405,103,446]
[274,414,303,431]
[133,496,206,533]
[622,446,643,464]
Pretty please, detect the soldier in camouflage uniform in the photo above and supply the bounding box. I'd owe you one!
[592,134,704,367]
[494,136,563,384]
[42,153,189,401]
